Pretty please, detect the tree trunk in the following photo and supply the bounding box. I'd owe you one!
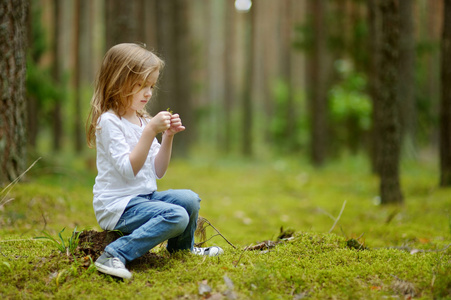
[397,0,416,155]
[440,0,451,187]
[105,0,140,49]
[281,0,296,151]
[223,0,236,154]
[368,0,382,174]
[0,0,28,184]
[378,0,403,204]
[241,4,255,157]
[52,0,63,151]
[307,0,328,166]
[155,0,193,156]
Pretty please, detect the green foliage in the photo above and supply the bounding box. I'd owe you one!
[329,61,372,154]
[269,79,306,153]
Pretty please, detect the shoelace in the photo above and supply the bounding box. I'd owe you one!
[193,247,208,255]
[111,257,126,269]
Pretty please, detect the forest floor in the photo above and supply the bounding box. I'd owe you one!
[0,152,450,299]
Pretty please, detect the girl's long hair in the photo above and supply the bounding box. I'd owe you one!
[86,43,164,148]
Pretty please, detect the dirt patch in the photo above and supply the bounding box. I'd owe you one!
[77,230,168,269]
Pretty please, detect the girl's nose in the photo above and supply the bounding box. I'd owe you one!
[144,87,152,97]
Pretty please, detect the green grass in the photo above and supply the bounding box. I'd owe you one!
[1,153,450,299]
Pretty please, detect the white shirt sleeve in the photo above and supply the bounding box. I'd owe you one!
[97,114,135,180]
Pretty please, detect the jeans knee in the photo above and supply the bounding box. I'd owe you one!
[171,206,190,235]
[181,190,201,214]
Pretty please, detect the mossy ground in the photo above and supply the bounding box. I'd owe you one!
[0,153,450,299]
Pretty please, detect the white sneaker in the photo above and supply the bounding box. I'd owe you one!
[95,252,132,279]
[192,246,224,256]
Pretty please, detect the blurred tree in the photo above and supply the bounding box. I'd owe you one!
[52,0,63,151]
[105,0,140,49]
[0,0,28,183]
[73,0,90,153]
[440,0,451,187]
[241,1,255,157]
[397,0,416,154]
[306,0,328,166]
[156,0,194,156]
[223,0,237,154]
[378,0,403,204]
[280,0,295,151]
[368,0,383,174]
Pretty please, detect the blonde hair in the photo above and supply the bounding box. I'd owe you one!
[86,43,164,148]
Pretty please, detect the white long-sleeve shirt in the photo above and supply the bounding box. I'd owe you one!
[93,111,161,230]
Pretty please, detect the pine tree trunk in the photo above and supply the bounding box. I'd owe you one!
[379,0,403,204]
[52,0,63,151]
[368,0,382,174]
[0,0,28,184]
[397,0,416,154]
[440,0,451,186]
[223,0,236,154]
[105,0,140,49]
[155,0,193,156]
[307,0,328,166]
[241,3,255,157]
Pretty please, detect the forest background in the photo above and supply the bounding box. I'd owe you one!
[1,0,450,192]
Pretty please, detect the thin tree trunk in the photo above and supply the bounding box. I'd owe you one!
[379,0,403,204]
[73,0,83,153]
[52,0,63,151]
[308,0,328,166]
[241,5,255,157]
[368,0,382,174]
[0,0,28,184]
[223,0,236,154]
[398,0,416,155]
[440,0,451,186]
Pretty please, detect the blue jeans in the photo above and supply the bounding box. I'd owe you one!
[104,189,200,264]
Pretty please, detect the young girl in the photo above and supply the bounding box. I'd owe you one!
[86,43,223,279]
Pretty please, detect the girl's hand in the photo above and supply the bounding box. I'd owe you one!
[165,113,186,137]
[146,111,172,135]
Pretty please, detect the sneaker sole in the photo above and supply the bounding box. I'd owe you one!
[95,262,132,279]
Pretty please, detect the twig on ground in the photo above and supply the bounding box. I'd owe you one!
[328,200,347,233]
[196,217,237,249]
[233,245,250,267]
[0,157,41,207]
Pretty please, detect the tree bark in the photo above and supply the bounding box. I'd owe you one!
[105,0,140,49]
[368,0,382,174]
[440,0,451,186]
[52,0,63,151]
[0,0,28,184]
[241,3,255,157]
[307,0,328,166]
[155,0,193,156]
[397,0,416,154]
[223,0,236,154]
[378,0,403,204]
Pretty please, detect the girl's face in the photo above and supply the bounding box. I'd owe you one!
[128,71,160,115]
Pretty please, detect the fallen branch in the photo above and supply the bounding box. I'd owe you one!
[195,217,237,249]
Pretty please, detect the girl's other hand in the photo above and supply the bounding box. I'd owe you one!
[146,111,172,135]
[165,113,186,137]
